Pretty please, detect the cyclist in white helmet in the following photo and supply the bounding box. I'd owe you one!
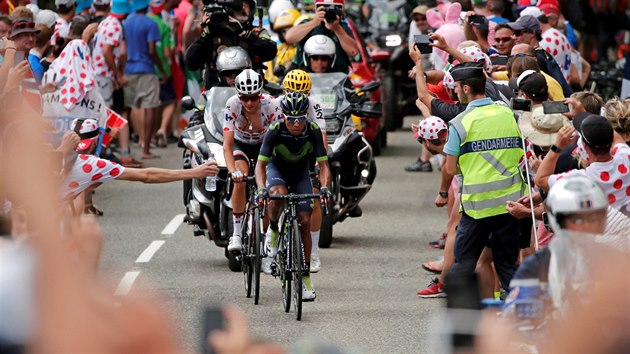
[216,47,252,87]
[225,69,282,252]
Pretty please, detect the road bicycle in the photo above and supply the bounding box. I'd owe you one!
[267,193,326,321]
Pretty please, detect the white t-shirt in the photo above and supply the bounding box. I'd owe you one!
[541,28,572,81]
[549,143,630,214]
[61,154,125,199]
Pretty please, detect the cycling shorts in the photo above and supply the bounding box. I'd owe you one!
[233,140,261,168]
[266,162,314,212]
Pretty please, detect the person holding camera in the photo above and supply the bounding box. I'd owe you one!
[185,0,277,89]
[284,0,358,74]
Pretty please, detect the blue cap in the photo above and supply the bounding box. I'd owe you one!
[75,0,93,13]
[111,0,132,14]
[131,0,151,11]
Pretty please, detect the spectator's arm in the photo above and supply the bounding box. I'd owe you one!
[444,154,459,176]
[284,18,320,45]
[103,44,123,79]
[0,39,17,92]
[118,162,218,183]
[333,23,359,58]
[409,44,434,111]
[429,33,471,64]
[148,41,166,78]
[534,125,576,191]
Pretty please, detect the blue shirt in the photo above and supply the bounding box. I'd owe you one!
[123,12,161,75]
[444,97,494,156]
[28,51,44,84]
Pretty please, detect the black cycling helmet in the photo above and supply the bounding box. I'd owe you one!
[281,92,310,116]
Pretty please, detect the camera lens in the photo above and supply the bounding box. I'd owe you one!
[325,8,337,23]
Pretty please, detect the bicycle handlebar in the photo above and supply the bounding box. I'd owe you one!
[268,193,321,201]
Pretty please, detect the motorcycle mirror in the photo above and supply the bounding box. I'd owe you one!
[181,96,196,111]
[359,81,380,93]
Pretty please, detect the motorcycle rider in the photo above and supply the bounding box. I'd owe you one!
[185,0,277,89]
[302,34,355,97]
[264,8,301,84]
[284,0,358,74]
[216,46,252,87]
[225,69,281,252]
[255,92,331,300]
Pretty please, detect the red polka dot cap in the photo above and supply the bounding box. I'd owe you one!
[71,118,100,151]
[416,116,448,140]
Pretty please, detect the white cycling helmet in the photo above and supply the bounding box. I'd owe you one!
[303,34,336,68]
[268,0,296,26]
[216,47,252,74]
[314,0,344,10]
[545,175,608,232]
[235,69,263,95]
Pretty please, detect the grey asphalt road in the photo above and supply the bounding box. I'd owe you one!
[97,116,449,353]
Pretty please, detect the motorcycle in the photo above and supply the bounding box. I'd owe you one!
[363,0,418,131]
[180,87,241,271]
[309,73,380,248]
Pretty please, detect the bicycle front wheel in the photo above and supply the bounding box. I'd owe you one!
[292,219,303,321]
[280,227,290,313]
[242,211,252,298]
[253,208,262,305]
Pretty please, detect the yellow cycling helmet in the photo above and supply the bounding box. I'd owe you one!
[273,9,300,31]
[283,69,312,93]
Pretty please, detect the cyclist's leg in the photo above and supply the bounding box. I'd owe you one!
[293,172,314,266]
[309,168,321,263]
[228,144,257,251]
[265,163,287,255]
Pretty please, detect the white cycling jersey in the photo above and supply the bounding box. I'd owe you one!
[223,94,281,145]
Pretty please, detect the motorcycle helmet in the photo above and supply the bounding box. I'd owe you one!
[303,34,336,68]
[281,91,310,116]
[273,9,300,31]
[268,0,296,26]
[216,47,252,75]
[235,69,264,95]
[283,69,312,93]
[545,175,608,232]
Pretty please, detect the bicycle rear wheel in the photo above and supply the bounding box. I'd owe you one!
[291,219,303,321]
[253,208,262,305]
[241,211,252,298]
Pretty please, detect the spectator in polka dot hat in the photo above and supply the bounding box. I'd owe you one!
[535,114,630,216]
[61,118,220,215]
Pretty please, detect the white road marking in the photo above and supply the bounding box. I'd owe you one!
[162,214,185,236]
[114,271,140,296]
[136,240,165,263]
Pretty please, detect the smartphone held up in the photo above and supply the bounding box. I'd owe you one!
[414,34,433,55]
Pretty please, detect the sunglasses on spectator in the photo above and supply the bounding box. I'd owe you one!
[285,115,307,124]
[414,15,427,22]
[239,94,260,102]
[495,36,513,43]
[14,21,35,29]
[513,29,533,36]
[309,55,330,62]
[509,53,534,59]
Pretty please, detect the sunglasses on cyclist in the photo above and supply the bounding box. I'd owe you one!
[13,21,35,29]
[239,94,260,102]
[309,55,330,62]
[285,115,307,124]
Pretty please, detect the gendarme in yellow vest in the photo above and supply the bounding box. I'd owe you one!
[451,104,526,219]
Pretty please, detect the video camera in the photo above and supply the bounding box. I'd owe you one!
[201,0,243,28]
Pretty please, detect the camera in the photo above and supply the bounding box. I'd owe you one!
[511,97,532,111]
[201,0,243,27]
[414,34,433,54]
[325,7,342,23]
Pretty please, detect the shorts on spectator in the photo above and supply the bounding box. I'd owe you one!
[95,75,114,108]
[124,74,161,109]
[159,76,176,104]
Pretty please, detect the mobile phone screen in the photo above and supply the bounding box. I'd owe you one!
[13,51,25,66]
[201,307,224,354]
[543,101,569,114]
[490,56,508,66]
